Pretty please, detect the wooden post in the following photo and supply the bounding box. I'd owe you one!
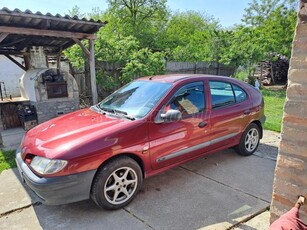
[57,48,62,70]
[89,39,98,104]
[24,54,30,70]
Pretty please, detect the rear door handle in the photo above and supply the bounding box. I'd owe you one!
[244,109,251,115]
[198,121,207,128]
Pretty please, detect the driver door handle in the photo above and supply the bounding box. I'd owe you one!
[198,121,207,128]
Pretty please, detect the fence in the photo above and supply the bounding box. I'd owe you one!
[73,61,236,101]
[166,62,235,76]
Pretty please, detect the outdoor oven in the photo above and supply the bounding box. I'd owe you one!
[19,68,79,123]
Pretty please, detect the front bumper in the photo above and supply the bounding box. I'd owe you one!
[15,150,97,205]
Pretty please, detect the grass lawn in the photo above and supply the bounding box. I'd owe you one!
[261,87,286,132]
[0,149,16,173]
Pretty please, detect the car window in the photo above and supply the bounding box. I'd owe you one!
[209,81,248,109]
[99,80,172,119]
[209,81,235,109]
[166,82,205,117]
[232,84,247,103]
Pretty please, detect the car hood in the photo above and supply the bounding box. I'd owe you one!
[22,108,134,159]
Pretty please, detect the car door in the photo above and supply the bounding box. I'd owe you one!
[208,80,252,149]
[148,81,211,170]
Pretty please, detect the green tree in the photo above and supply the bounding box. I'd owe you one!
[224,0,297,79]
[242,0,297,27]
[121,48,165,83]
[162,11,221,63]
[106,0,169,48]
[65,32,166,95]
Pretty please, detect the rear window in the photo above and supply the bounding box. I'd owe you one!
[209,81,247,109]
[233,84,247,103]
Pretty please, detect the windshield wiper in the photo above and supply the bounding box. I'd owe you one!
[99,106,115,114]
[113,109,127,115]
[99,106,135,120]
[114,109,135,120]
[123,114,135,120]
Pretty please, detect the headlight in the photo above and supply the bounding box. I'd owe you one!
[30,156,67,175]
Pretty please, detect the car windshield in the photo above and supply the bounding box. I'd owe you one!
[98,80,172,119]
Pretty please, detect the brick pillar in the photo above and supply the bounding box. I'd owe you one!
[270,0,307,223]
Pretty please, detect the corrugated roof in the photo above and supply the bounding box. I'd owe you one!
[0,7,106,55]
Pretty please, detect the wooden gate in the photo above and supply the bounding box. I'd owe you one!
[0,103,21,130]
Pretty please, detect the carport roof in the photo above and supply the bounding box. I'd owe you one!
[0,7,106,55]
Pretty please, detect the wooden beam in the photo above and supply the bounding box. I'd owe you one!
[89,39,98,104]
[5,54,26,71]
[0,33,9,43]
[73,38,90,57]
[0,26,97,40]
[0,50,29,56]
[0,38,26,47]
[24,54,30,70]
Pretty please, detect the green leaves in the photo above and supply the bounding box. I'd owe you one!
[107,0,169,48]
[163,11,222,63]
[223,0,297,75]
[64,0,297,96]
[121,48,166,84]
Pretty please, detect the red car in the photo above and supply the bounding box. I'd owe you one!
[16,74,265,209]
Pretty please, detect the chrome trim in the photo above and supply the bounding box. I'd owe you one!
[156,132,239,163]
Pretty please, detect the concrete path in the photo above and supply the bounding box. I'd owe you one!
[0,130,279,230]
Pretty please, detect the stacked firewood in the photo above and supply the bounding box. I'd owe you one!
[254,54,289,85]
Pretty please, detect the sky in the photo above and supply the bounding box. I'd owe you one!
[0,0,253,28]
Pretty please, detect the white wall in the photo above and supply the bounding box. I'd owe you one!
[0,55,25,98]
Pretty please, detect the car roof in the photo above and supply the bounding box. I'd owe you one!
[138,74,232,83]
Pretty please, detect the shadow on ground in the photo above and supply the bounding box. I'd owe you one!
[1,137,279,230]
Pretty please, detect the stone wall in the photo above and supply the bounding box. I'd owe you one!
[270,0,307,223]
[33,98,79,124]
[32,69,79,123]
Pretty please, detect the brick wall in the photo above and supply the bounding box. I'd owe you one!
[270,0,307,223]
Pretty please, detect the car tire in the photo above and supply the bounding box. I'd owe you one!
[236,123,260,156]
[91,156,143,210]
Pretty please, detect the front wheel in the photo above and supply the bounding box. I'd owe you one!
[236,123,260,156]
[91,156,143,209]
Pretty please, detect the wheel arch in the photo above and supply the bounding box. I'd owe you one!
[95,153,145,179]
[251,120,263,139]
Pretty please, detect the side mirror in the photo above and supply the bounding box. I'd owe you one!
[161,109,182,122]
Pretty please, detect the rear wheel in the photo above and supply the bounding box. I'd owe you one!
[91,156,143,209]
[236,123,260,156]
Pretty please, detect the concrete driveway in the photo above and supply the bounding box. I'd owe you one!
[0,130,279,230]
